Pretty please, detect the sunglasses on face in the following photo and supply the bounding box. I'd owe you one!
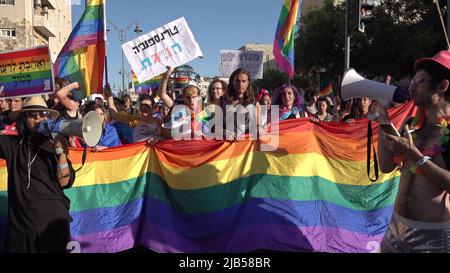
[25,111,49,119]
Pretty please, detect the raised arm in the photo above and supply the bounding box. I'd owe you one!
[158,66,175,109]
[55,82,80,111]
[103,84,118,119]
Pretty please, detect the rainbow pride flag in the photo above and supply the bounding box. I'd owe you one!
[174,76,189,89]
[132,70,162,95]
[319,72,333,96]
[0,103,416,252]
[320,83,333,97]
[53,0,106,100]
[273,0,301,79]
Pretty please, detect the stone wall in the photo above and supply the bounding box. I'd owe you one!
[0,18,31,51]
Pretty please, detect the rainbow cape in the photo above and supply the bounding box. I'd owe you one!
[0,103,417,252]
[273,0,301,79]
[53,0,106,100]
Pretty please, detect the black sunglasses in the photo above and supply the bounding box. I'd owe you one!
[25,111,49,119]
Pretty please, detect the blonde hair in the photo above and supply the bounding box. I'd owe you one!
[183,85,200,97]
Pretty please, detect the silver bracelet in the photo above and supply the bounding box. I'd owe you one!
[58,162,69,170]
[415,156,431,167]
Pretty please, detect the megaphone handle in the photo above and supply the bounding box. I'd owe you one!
[73,144,88,173]
[43,122,54,140]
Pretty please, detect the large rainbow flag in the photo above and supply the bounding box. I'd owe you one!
[273,0,301,79]
[53,0,106,100]
[0,103,416,252]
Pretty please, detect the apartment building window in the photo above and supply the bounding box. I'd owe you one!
[0,0,15,5]
[0,28,16,38]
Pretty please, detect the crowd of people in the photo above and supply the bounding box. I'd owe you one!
[0,50,450,253]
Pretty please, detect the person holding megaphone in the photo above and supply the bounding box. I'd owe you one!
[0,96,75,252]
[367,51,450,253]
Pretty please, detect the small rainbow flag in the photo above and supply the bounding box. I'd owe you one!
[54,0,106,100]
[132,70,162,94]
[273,0,301,79]
[320,83,333,97]
[174,76,189,89]
[0,102,418,253]
[319,72,333,96]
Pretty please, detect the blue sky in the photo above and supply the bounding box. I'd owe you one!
[72,0,284,90]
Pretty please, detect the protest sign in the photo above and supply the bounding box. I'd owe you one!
[122,17,203,83]
[219,50,264,79]
[0,45,54,98]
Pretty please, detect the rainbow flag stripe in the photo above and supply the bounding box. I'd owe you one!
[0,102,417,252]
[53,0,105,100]
[273,0,301,79]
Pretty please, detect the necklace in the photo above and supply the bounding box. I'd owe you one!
[27,145,40,189]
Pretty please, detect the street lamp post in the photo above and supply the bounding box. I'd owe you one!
[107,20,142,98]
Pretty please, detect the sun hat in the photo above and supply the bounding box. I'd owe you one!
[9,96,59,120]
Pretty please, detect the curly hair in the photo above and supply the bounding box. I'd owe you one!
[207,79,228,103]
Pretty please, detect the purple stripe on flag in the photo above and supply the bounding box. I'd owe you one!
[59,33,105,54]
[71,223,384,253]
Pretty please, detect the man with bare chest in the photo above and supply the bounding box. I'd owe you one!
[378,50,450,252]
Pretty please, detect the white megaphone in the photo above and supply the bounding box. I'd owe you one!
[39,111,103,147]
[340,69,409,106]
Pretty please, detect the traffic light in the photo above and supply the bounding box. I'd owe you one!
[358,0,375,33]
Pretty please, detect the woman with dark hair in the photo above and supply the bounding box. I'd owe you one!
[314,97,335,122]
[343,97,372,124]
[304,87,320,116]
[271,83,307,120]
[0,96,75,252]
[82,101,121,149]
[121,94,134,115]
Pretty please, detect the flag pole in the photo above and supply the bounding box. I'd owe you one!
[434,0,450,50]
[103,0,109,87]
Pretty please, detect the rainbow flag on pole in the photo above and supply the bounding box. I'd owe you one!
[319,72,333,96]
[132,70,162,94]
[54,0,106,100]
[273,0,301,79]
[0,102,417,253]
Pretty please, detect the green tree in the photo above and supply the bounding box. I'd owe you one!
[293,0,446,84]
